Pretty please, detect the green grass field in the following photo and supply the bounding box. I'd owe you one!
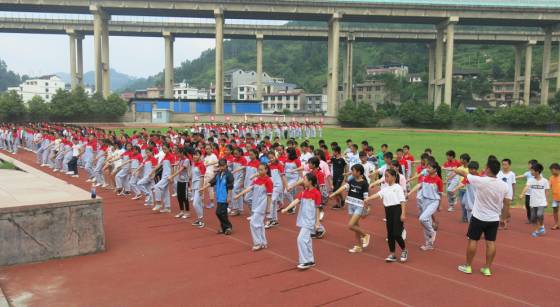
[115,126,558,200]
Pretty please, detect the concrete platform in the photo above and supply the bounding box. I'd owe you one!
[0,152,105,267]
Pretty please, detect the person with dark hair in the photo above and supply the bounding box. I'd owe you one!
[520,163,549,237]
[265,152,288,229]
[451,161,480,222]
[190,150,207,228]
[201,158,234,235]
[443,150,462,212]
[168,147,192,219]
[284,147,302,213]
[365,168,408,263]
[454,159,511,276]
[517,159,539,223]
[235,163,273,251]
[497,158,516,229]
[282,173,321,270]
[152,144,176,213]
[408,161,443,251]
[550,163,560,230]
[377,144,389,168]
[330,145,348,209]
[329,164,371,253]
[455,153,471,223]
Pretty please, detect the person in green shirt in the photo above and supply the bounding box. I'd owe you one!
[377,144,388,168]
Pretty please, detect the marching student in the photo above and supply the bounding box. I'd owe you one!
[520,163,549,237]
[201,159,234,235]
[168,147,192,219]
[66,138,81,178]
[451,161,480,222]
[229,147,247,216]
[330,145,348,209]
[152,144,175,213]
[497,158,516,229]
[115,143,133,195]
[281,173,321,270]
[136,148,157,207]
[128,146,144,199]
[517,159,538,224]
[235,163,273,251]
[442,150,462,212]
[92,139,109,187]
[549,163,560,230]
[265,151,288,229]
[284,147,302,213]
[364,168,408,263]
[409,161,443,251]
[203,144,218,209]
[190,150,207,228]
[329,164,371,253]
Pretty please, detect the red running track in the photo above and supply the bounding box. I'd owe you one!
[1,150,560,306]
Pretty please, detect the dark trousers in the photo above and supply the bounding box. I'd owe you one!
[216,202,232,231]
[385,205,406,253]
[525,195,531,222]
[177,181,189,211]
[68,156,78,175]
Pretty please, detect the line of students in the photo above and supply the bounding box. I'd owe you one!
[3,123,560,275]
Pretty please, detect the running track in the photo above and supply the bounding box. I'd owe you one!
[1,150,559,306]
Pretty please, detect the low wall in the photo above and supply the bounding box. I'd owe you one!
[0,199,105,266]
[0,153,105,267]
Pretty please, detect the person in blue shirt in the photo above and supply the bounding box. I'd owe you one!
[202,159,234,235]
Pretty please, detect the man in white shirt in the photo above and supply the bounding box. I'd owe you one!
[453,159,511,277]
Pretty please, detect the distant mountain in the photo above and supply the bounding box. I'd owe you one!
[56,69,139,91]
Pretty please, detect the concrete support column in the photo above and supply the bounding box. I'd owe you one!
[434,27,444,109]
[343,34,354,102]
[523,41,535,106]
[427,43,435,104]
[256,33,264,100]
[92,6,103,95]
[513,45,522,103]
[557,41,560,92]
[67,30,78,90]
[214,8,224,115]
[327,13,341,117]
[443,17,458,106]
[101,14,110,98]
[541,27,552,105]
[163,31,175,99]
[327,22,333,106]
[76,35,84,86]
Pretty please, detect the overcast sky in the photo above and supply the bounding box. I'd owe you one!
[0,33,216,78]
[0,13,286,78]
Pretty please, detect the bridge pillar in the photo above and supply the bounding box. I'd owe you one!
[214,8,224,115]
[523,41,535,105]
[92,6,103,95]
[163,32,175,99]
[513,45,522,103]
[434,27,444,109]
[443,17,458,107]
[101,14,110,98]
[327,13,341,117]
[557,41,560,93]
[76,34,84,87]
[66,29,78,90]
[343,33,354,102]
[541,26,553,105]
[256,33,264,100]
[427,43,435,104]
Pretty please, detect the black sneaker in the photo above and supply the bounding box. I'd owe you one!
[224,228,232,235]
[287,208,296,215]
[297,262,315,270]
[400,250,408,263]
[385,254,397,263]
[314,230,326,239]
[265,220,278,229]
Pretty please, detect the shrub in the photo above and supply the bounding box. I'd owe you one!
[337,100,378,127]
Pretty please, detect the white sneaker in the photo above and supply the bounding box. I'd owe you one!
[65,171,74,175]
[159,208,171,213]
[152,205,161,211]
[171,193,177,197]
[175,212,184,218]
[53,169,59,172]
[86,179,93,183]
[447,206,455,212]
[71,175,79,178]
[94,183,102,187]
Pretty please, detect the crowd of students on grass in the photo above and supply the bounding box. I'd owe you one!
[1,122,559,275]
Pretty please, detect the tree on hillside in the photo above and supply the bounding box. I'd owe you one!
[0,59,22,92]
[0,90,27,122]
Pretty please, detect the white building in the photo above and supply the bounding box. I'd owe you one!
[303,94,327,114]
[237,85,257,100]
[262,90,305,114]
[224,69,285,100]
[173,82,209,99]
[7,75,65,102]
[366,64,409,78]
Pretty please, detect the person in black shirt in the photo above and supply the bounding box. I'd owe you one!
[330,145,348,209]
[329,164,371,254]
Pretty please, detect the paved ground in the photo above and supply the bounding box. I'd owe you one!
[0,153,91,209]
[1,150,560,306]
